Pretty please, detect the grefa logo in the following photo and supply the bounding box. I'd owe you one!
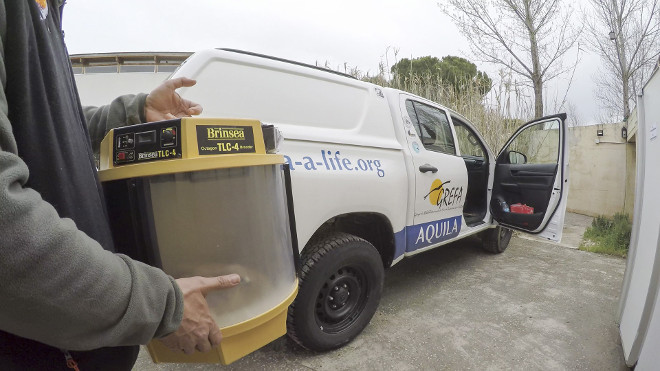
[424,179,450,206]
[423,178,464,208]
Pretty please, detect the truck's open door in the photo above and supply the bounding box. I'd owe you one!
[491,113,568,242]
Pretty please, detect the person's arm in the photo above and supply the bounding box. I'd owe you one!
[0,9,183,350]
[0,104,183,350]
[83,93,147,155]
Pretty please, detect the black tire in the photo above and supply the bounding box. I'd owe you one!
[482,225,513,253]
[287,232,384,351]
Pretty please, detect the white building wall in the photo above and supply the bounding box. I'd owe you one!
[74,72,171,107]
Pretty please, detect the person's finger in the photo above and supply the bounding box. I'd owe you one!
[186,103,203,116]
[166,77,197,90]
[209,326,222,347]
[195,338,212,353]
[165,113,177,120]
[181,337,196,355]
[198,274,241,295]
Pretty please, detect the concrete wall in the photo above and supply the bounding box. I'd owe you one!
[624,142,636,216]
[623,109,638,217]
[566,122,633,217]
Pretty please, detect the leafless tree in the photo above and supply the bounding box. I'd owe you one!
[441,0,580,118]
[584,0,660,121]
[565,101,585,127]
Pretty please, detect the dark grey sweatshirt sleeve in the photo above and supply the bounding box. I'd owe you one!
[83,93,147,154]
[0,13,183,351]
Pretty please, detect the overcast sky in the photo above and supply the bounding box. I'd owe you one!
[63,0,605,124]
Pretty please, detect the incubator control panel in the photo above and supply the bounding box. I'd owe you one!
[113,119,182,166]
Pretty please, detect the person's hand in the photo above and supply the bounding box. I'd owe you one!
[159,274,241,354]
[145,77,203,122]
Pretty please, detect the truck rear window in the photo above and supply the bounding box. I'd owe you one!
[405,100,456,155]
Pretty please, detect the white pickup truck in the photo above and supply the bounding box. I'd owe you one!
[139,49,569,351]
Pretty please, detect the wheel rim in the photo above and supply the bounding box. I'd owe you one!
[499,227,512,246]
[315,265,368,333]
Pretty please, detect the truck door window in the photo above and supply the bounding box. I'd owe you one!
[504,121,559,164]
[453,119,485,158]
[405,100,456,155]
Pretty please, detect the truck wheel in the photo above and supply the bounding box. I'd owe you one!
[287,232,384,351]
[482,226,512,254]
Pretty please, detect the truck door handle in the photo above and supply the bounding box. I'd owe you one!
[419,164,438,173]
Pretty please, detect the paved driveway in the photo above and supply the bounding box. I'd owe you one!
[134,232,628,370]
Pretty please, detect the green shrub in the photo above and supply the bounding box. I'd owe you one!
[580,213,632,257]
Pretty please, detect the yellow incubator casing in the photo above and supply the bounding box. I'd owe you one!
[99,118,299,364]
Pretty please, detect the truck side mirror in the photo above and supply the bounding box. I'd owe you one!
[508,151,527,164]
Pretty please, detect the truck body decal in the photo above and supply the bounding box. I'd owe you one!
[283,150,385,178]
[393,229,407,261]
[419,178,465,213]
[392,216,463,259]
